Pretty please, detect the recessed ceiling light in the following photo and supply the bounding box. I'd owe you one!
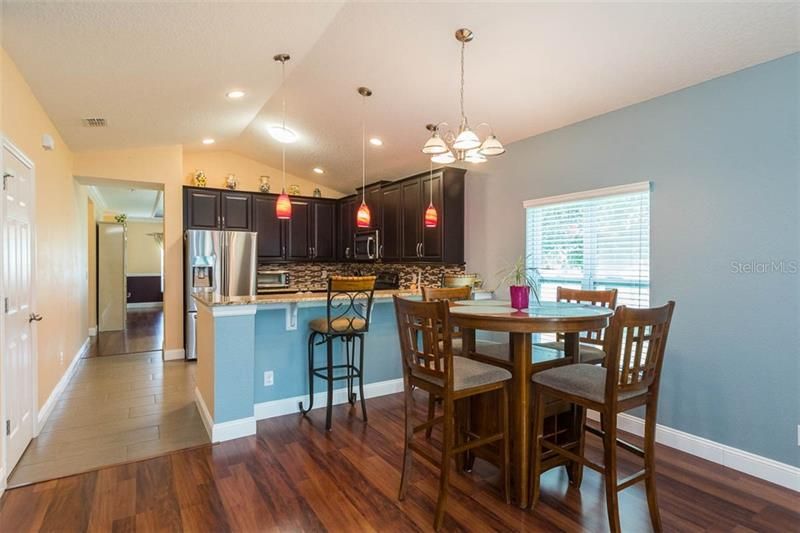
[226,90,245,99]
[313,167,324,174]
[369,137,383,146]
[268,125,298,144]
[202,138,215,145]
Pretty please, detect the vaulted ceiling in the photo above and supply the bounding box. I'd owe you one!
[3,2,798,193]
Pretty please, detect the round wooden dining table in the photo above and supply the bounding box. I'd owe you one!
[449,299,613,508]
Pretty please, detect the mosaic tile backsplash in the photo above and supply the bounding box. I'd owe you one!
[263,262,468,290]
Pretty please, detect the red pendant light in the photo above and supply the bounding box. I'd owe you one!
[356,87,373,228]
[356,201,371,228]
[424,160,438,228]
[273,53,293,220]
[276,190,292,220]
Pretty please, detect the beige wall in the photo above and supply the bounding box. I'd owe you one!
[183,150,346,199]
[73,145,183,354]
[1,49,88,410]
[126,221,163,275]
[87,199,97,331]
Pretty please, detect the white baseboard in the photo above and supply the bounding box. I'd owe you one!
[88,326,97,337]
[126,302,163,309]
[163,348,185,361]
[0,467,6,501]
[36,337,89,435]
[587,411,800,492]
[193,387,256,443]
[254,378,404,420]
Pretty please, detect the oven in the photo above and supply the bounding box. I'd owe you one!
[353,230,379,261]
[256,269,290,294]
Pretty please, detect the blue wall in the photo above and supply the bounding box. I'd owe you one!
[465,54,800,466]
[253,301,403,404]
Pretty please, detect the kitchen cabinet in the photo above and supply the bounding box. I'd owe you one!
[312,200,337,261]
[380,184,401,260]
[252,195,284,261]
[337,195,358,260]
[286,199,312,260]
[184,187,252,231]
[400,178,422,260]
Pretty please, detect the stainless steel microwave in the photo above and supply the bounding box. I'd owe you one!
[353,230,379,261]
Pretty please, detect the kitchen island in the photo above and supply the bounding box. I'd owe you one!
[193,289,491,442]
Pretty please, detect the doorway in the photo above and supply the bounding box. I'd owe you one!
[1,139,38,478]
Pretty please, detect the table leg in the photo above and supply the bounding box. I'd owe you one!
[563,332,585,487]
[461,328,476,357]
[510,331,532,508]
[460,328,476,470]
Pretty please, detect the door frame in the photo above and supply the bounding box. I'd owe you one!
[0,135,39,488]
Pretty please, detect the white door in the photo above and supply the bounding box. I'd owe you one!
[2,142,36,473]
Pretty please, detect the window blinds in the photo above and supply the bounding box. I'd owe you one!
[525,182,650,308]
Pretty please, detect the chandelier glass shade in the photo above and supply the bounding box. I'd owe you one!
[421,28,505,164]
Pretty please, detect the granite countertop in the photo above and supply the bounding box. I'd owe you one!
[193,287,494,307]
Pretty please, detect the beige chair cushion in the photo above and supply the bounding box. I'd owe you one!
[309,317,366,334]
[413,356,511,391]
[532,364,645,404]
[534,341,606,363]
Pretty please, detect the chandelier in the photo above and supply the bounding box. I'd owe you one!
[421,28,505,164]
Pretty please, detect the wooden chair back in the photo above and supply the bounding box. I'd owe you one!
[555,287,618,346]
[393,296,453,388]
[603,301,676,399]
[422,286,472,303]
[326,276,376,334]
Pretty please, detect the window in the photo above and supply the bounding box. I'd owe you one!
[525,182,650,309]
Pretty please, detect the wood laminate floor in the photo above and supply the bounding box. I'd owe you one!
[7,352,208,488]
[86,308,164,358]
[1,390,796,532]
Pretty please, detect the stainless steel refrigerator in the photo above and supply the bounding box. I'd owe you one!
[184,230,257,360]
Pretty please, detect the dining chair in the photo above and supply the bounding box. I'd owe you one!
[529,301,676,533]
[534,287,618,364]
[421,286,473,438]
[394,296,512,531]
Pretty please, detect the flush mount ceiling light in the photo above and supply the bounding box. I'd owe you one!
[369,137,383,146]
[422,28,505,163]
[202,138,215,145]
[226,90,246,99]
[273,53,293,220]
[268,53,298,144]
[313,167,324,174]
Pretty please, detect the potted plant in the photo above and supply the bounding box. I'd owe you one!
[497,255,540,310]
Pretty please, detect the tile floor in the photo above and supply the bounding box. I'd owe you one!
[7,351,208,487]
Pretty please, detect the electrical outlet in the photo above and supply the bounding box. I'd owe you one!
[263,370,274,387]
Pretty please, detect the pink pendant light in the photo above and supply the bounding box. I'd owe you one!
[356,86,373,229]
[424,161,438,228]
[273,53,293,220]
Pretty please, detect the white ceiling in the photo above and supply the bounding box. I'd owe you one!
[90,184,163,220]
[4,2,798,194]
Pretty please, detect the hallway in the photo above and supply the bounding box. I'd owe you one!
[86,308,164,358]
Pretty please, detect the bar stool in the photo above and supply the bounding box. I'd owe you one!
[299,276,376,431]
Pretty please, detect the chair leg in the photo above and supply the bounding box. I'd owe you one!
[529,384,546,509]
[425,393,436,439]
[299,332,316,415]
[500,382,511,505]
[357,334,368,422]
[433,397,454,531]
[325,336,334,431]
[567,405,587,488]
[345,336,355,405]
[398,381,414,501]
[644,401,663,532]
[602,409,621,533]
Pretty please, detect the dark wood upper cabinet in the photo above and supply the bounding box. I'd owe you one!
[337,195,357,261]
[312,201,337,261]
[185,188,221,229]
[400,178,422,261]
[221,192,252,230]
[285,200,311,260]
[380,184,402,261]
[252,195,284,261]
[420,172,443,261]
